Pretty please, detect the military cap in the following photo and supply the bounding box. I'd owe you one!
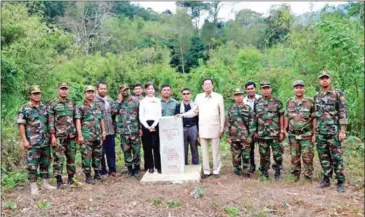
[318,70,331,78]
[293,80,304,87]
[84,85,95,93]
[119,84,130,91]
[29,85,42,94]
[233,88,244,95]
[260,81,271,88]
[58,82,69,89]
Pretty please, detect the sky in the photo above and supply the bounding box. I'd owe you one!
[133,1,346,23]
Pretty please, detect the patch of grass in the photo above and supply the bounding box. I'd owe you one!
[256,211,266,217]
[1,170,28,191]
[38,200,52,209]
[153,198,162,206]
[285,174,295,181]
[4,201,17,210]
[191,187,204,199]
[224,206,240,217]
[246,204,255,212]
[211,201,217,208]
[167,200,181,208]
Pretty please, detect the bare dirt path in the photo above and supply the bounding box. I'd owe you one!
[2,145,364,217]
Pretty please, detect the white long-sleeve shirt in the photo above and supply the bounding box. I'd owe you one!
[139,96,162,129]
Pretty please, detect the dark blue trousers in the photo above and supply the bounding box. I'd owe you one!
[101,134,116,174]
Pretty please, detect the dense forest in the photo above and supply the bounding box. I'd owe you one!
[1,1,364,185]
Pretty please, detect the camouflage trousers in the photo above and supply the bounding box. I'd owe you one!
[289,135,314,178]
[81,140,102,174]
[121,134,141,167]
[52,137,76,176]
[258,139,284,171]
[231,141,251,174]
[316,134,345,182]
[26,146,51,182]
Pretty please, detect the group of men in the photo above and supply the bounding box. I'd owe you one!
[222,70,347,193]
[17,70,347,196]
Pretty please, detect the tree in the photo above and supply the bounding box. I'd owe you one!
[176,1,209,29]
[264,4,294,47]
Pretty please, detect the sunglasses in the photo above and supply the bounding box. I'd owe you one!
[182,92,190,95]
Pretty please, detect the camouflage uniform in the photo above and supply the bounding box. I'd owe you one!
[225,94,256,175]
[314,86,348,183]
[255,82,285,174]
[48,94,76,176]
[115,94,141,168]
[286,82,315,179]
[17,101,51,182]
[75,100,104,174]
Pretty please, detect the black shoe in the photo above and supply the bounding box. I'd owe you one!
[337,181,345,193]
[127,166,134,177]
[133,165,140,177]
[201,174,211,179]
[248,165,256,173]
[157,169,162,174]
[260,169,269,180]
[319,176,330,188]
[234,170,241,176]
[68,174,75,185]
[214,174,220,178]
[148,168,154,174]
[243,173,250,178]
[85,173,95,185]
[294,175,300,182]
[94,170,106,181]
[274,169,281,181]
[56,175,63,189]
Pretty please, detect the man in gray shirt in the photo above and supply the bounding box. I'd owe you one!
[160,84,180,116]
[95,81,116,176]
[243,81,261,173]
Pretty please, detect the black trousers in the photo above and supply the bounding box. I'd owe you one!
[142,120,161,170]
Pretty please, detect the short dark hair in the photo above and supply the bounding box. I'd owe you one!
[96,81,107,89]
[245,81,256,89]
[144,82,156,90]
[160,84,171,90]
[181,88,191,93]
[202,77,214,85]
[134,83,142,89]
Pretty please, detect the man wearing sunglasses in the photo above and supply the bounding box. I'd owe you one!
[180,88,199,165]
[17,85,57,195]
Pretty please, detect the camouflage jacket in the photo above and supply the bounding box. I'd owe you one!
[314,88,348,135]
[285,97,315,137]
[17,102,49,147]
[47,97,76,138]
[114,96,140,135]
[255,96,284,139]
[225,103,255,142]
[75,100,103,141]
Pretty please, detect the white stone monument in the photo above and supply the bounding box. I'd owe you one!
[159,116,184,174]
[140,116,201,184]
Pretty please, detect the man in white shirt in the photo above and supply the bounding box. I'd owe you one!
[243,81,261,173]
[178,78,225,178]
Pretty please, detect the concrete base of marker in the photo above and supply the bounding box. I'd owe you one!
[140,165,201,185]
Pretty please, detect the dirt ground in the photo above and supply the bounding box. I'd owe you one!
[2,144,364,217]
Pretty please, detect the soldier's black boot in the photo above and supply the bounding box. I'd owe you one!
[68,174,75,185]
[234,170,241,176]
[319,176,330,188]
[133,165,140,177]
[85,173,94,185]
[127,166,134,177]
[56,175,63,189]
[274,168,281,181]
[94,170,106,182]
[337,181,345,193]
[260,169,269,180]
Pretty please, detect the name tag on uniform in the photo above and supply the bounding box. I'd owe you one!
[296,135,302,140]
